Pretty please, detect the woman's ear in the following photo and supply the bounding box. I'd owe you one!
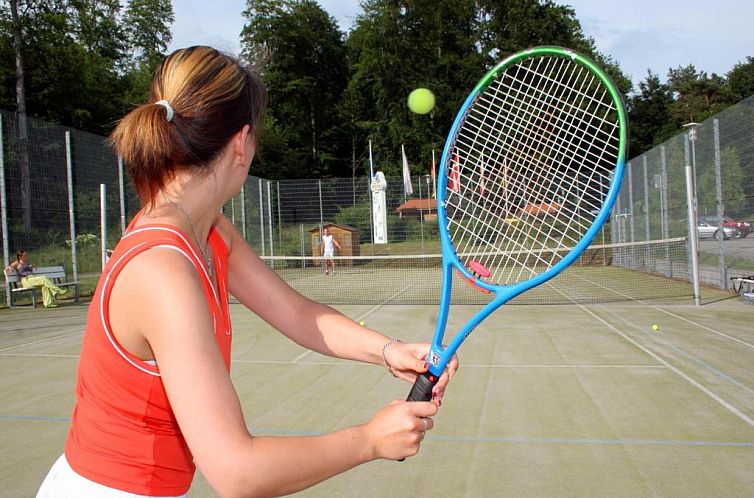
[233,125,254,165]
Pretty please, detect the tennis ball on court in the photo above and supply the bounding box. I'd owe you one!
[359,321,366,327]
[407,88,435,114]
[651,324,659,331]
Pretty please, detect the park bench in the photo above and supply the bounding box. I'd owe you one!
[3,266,80,308]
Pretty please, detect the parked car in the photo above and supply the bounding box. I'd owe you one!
[722,216,751,238]
[697,217,736,240]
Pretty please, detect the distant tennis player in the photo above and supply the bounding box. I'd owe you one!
[320,227,342,275]
[36,46,457,498]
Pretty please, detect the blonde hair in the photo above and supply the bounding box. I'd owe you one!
[109,46,266,204]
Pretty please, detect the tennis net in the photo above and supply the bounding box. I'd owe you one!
[259,238,691,305]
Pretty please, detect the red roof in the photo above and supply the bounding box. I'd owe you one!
[520,202,561,216]
[395,198,436,213]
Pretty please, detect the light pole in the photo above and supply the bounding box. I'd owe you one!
[683,122,701,306]
[683,122,700,201]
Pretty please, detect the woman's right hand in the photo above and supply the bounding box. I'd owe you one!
[362,400,438,461]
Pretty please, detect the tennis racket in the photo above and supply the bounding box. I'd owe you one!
[407,46,628,402]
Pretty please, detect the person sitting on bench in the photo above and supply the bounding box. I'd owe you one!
[4,250,67,308]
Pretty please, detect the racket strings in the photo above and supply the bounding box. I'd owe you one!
[445,54,621,285]
[459,62,612,234]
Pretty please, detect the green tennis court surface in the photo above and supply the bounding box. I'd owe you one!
[2,293,752,496]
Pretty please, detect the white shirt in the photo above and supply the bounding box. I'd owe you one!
[322,234,335,256]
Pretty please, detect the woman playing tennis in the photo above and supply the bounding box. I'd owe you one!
[37,46,457,498]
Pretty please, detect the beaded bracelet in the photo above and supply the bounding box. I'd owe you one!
[381,338,401,378]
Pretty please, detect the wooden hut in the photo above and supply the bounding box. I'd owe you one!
[309,223,360,266]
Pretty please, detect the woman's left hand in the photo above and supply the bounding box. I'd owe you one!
[383,341,459,405]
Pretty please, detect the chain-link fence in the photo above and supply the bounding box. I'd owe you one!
[2,95,752,307]
[227,174,441,260]
[612,94,754,290]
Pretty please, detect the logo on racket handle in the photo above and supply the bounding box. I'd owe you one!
[428,349,442,368]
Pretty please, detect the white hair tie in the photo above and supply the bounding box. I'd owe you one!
[155,100,175,122]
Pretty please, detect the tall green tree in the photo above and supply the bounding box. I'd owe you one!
[343,0,629,178]
[666,65,737,125]
[727,56,754,100]
[6,0,31,228]
[345,0,483,179]
[628,70,676,156]
[121,0,174,106]
[241,0,349,179]
[123,0,173,66]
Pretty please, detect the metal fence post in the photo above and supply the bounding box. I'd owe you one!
[277,181,282,253]
[258,178,265,257]
[642,156,650,242]
[100,184,107,270]
[65,132,79,288]
[713,119,725,289]
[118,155,126,235]
[0,115,11,306]
[628,161,635,243]
[267,180,274,262]
[660,145,671,277]
[240,184,247,241]
[318,179,324,232]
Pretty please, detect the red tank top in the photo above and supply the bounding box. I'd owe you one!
[65,220,232,495]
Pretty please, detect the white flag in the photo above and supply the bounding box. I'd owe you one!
[402,144,413,196]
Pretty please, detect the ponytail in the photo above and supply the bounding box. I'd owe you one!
[109,102,180,204]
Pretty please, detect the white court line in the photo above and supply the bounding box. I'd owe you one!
[570,273,754,350]
[291,282,416,363]
[232,358,666,369]
[0,353,78,359]
[578,304,754,428]
[545,279,754,427]
[0,331,82,353]
[1,349,667,368]
[0,350,671,370]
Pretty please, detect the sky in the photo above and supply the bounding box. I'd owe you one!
[168,0,753,87]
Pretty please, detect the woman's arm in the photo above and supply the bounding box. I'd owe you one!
[217,216,457,399]
[111,246,437,498]
[220,216,399,365]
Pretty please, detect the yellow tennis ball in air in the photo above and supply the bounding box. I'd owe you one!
[359,321,366,327]
[651,324,659,331]
[407,88,435,114]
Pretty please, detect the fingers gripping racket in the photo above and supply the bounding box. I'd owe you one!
[406,46,628,402]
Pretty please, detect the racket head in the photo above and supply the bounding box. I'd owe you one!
[437,46,628,299]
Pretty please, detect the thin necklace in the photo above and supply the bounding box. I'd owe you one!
[170,202,213,278]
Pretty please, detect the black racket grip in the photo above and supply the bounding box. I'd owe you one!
[397,372,439,462]
[406,371,439,402]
